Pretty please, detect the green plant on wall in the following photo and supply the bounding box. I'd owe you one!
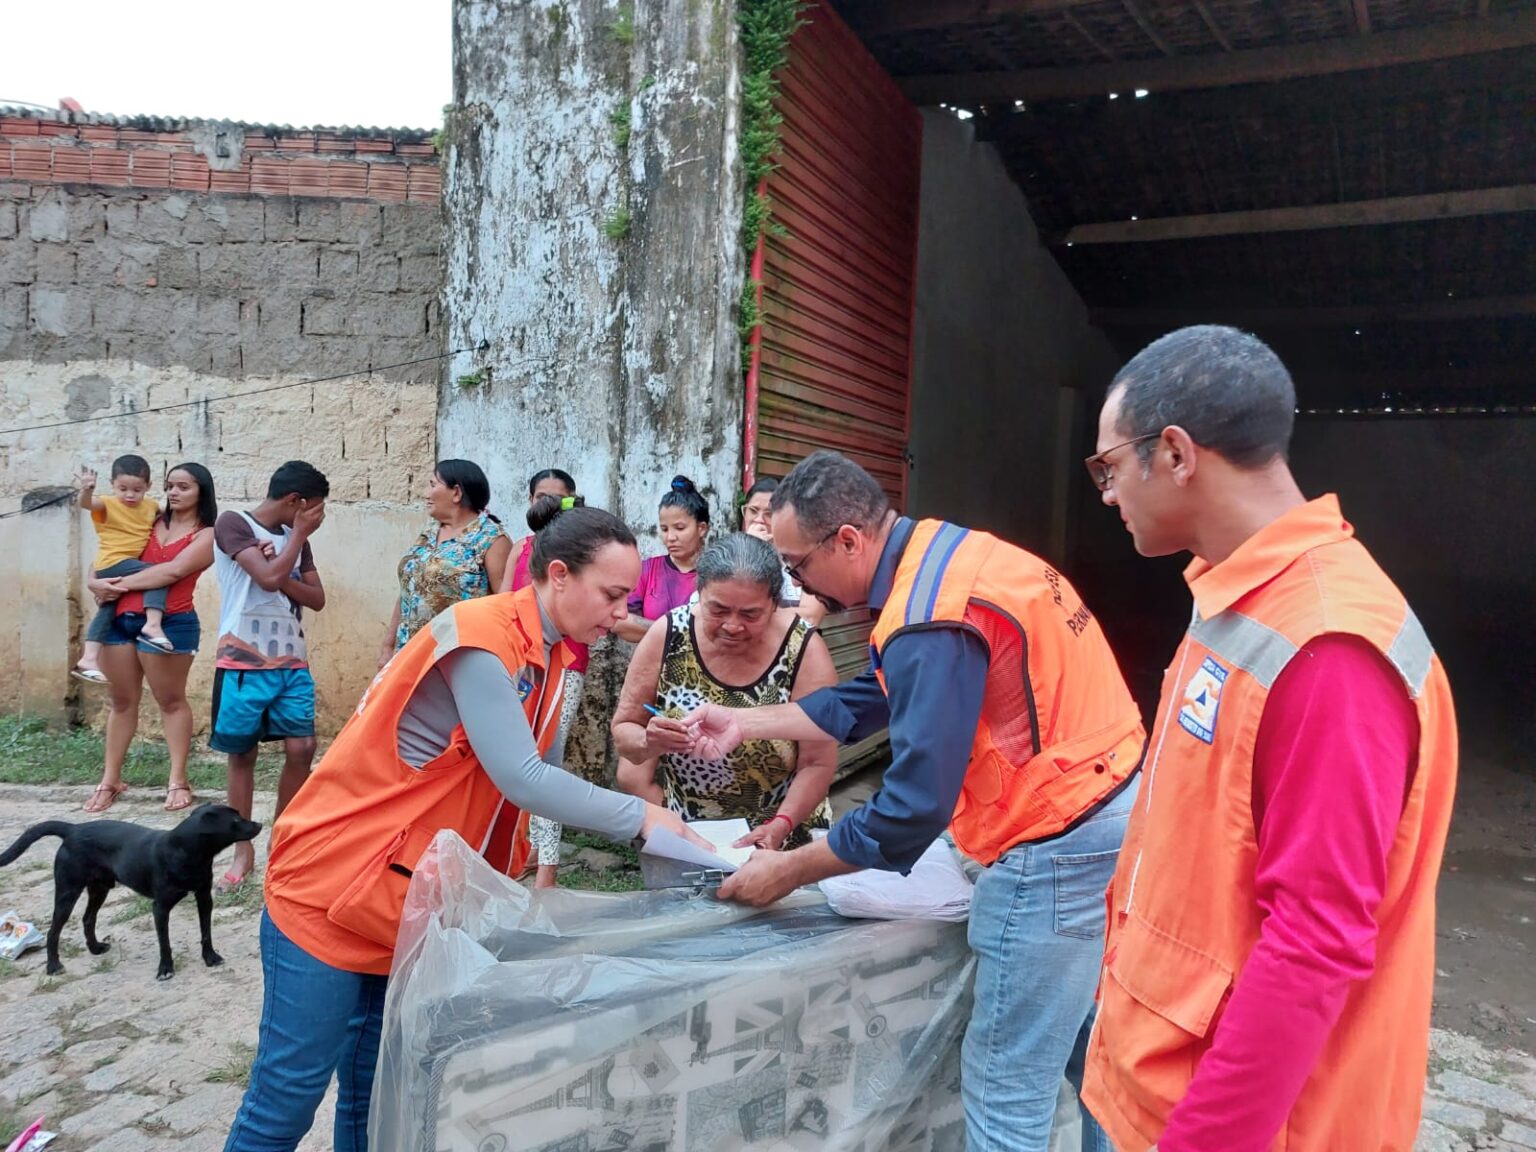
[603,205,633,241]
[736,0,806,374]
[610,102,633,149]
[610,2,636,44]
[431,103,455,153]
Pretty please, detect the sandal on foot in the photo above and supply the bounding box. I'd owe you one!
[164,784,196,812]
[83,783,127,813]
[71,668,109,684]
[140,634,175,652]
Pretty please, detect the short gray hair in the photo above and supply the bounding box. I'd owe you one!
[695,533,783,603]
[1110,326,1296,469]
[769,451,889,539]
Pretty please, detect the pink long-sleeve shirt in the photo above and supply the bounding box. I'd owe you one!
[1158,632,1420,1152]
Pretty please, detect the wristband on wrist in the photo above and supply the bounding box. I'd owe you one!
[766,813,794,833]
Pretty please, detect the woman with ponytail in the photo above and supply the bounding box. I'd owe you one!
[225,504,708,1151]
[499,483,589,890]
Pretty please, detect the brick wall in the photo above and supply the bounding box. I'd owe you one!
[0,110,446,733]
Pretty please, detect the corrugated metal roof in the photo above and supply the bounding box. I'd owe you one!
[0,104,435,142]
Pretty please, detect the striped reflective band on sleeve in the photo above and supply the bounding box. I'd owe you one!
[1189,610,1297,690]
[1192,606,1436,697]
[429,605,461,662]
[905,522,969,626]
[1386,608,1434,699]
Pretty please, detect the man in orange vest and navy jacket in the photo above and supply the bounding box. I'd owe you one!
[685,450,1146,1152]
[1080,326,1457,1152]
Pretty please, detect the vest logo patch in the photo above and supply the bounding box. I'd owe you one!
[514,672,535,702]
[1177,656,1228,744]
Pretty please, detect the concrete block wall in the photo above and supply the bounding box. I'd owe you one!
[0,112,445,734]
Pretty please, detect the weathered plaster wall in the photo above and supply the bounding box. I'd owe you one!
[0,156,442,732]
[443,0,747,782]
[441,0,745,530]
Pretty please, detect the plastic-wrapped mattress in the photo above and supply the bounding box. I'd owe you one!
[370,831,974,1152]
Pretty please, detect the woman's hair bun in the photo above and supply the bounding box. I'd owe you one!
[527,491,585,533]
[670,475,697,494]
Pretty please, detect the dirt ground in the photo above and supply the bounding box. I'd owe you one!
[1433,755,1536,1056]
[1,759,1533,1151]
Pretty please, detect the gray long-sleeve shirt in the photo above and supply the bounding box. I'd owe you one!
[394,611,644,843]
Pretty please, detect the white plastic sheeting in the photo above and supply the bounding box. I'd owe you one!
[371,830,976,1152]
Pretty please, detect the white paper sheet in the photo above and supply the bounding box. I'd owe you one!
[684,818,755,868]
[639,818,756,873]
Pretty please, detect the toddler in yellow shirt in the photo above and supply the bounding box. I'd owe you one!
[73,455,171,682]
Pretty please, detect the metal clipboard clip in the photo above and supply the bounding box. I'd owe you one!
[676,868,729,893]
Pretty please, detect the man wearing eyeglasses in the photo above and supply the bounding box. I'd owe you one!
[1078,326,1456,1152]
[685,449,1146,1152]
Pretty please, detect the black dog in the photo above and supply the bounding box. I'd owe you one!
[0,803,261,980]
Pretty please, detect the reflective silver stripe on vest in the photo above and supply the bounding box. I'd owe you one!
[1189,610,1297,690]
[1194,605,1436,697]
[429,606,461,661]
[905,521,970,626]
[1387,608,1434,699]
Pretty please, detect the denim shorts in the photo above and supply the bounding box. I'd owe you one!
[102,611,201,656]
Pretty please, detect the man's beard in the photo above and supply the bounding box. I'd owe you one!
[808,589,846,614]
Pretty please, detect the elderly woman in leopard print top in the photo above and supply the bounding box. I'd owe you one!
[611,533,839,850]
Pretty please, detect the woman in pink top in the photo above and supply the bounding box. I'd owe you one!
[612,475,710,643]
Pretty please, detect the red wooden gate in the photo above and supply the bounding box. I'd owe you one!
[744,1,923,768]
[748,0,923,509]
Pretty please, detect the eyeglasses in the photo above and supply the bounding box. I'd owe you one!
[783,529,839,584]
[1084,433,1161,492]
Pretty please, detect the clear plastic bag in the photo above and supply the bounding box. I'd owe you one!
[371,831,975,1151]
[0,911,44,961]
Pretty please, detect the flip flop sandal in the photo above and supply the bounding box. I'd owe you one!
[83,783,127,813]
[71,668,109,684]
[141,634,176,652]
[164,784,196,812]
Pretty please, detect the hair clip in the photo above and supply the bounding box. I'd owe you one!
[671,478,690,492]
[560,495,577,510]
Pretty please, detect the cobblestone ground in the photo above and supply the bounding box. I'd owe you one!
[1,782,1532,1150]
[0,785,332,1152]
[1419,1029,1536,1151]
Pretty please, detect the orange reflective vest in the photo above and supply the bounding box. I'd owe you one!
[264,586,570,974]
[869,519,1146,866]
[1082,495,1458,1151]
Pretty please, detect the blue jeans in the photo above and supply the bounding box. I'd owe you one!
[962,777,1138,1152]
[224,910,388,1152]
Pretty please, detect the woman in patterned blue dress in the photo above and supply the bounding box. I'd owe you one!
[379,460,511,666]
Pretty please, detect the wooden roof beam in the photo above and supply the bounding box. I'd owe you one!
[900,8,1536,103]
[1122,0,1176,55]
[1052,184,1536,245]
[1192,0,1233,51]
[1344,0,1372,34]
[1090,295,1536,328]
[1287,365,1534,394]
[1063,10,1118,61]
[982,50,1536,125]
[838,0,1099,39]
